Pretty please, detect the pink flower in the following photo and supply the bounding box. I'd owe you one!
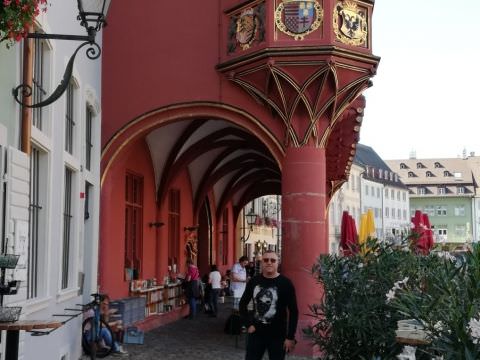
[3,0,12,6]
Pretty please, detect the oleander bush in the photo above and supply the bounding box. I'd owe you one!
[304,239,480,359]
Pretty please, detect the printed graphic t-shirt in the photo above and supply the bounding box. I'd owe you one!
[239,274,299,340]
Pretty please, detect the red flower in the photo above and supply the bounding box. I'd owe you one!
[3,0,12,6]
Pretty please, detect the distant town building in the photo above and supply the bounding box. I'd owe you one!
[329,144,410,252]
[386,153,480,245]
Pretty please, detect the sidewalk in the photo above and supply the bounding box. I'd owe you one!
[103,298,313,359]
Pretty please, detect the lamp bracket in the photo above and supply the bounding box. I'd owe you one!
[12,40,100,108]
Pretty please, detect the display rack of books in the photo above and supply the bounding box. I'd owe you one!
[130,280,185,316]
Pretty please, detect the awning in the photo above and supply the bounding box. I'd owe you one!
[245,226,277,245]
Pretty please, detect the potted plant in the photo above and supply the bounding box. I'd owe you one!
[0,0,48,48]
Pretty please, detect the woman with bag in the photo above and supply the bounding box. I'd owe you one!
[185,258,200,319]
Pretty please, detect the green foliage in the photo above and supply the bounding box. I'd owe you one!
[305,239,480,359]
[391,244,480,359]
[305,239,420,359]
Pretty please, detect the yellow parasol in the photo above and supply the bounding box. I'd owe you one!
[365,208,376,239]
[358,213,368,246]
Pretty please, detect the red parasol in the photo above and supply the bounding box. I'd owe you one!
[421,213,434,253]
[410,210,432,255]
[340,211,358,256]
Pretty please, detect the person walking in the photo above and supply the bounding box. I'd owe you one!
[208,264,222,317]
[231,255,249,310]
[185,258,200,319]
[239,250,298,360]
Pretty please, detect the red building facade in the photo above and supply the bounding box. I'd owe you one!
[100,0,379,355]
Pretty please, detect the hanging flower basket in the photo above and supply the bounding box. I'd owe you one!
[0,0,48,48]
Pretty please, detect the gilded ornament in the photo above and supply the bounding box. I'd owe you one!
[236,8,258,50]
[275,0,323,40]
[333,0,368,46]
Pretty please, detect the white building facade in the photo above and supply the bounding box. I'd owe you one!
[328,144,410,253]
[0,1,106,359]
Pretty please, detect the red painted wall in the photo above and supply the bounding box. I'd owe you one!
[100,139,155,298]
[101,1,284,148]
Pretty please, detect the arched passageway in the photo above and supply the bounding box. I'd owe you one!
[100,103,283,296]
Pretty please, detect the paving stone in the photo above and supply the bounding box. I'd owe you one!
[85,299,313,360]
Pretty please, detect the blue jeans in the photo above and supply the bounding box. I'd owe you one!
[84,323,120,352]
[100,327,120,352]
[188,296,197,318]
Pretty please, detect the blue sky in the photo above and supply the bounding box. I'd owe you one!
[361,0,480,160]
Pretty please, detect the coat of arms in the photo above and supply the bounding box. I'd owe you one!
[275,0,323,40]
[333,0,368,46]
[236,8,258,50]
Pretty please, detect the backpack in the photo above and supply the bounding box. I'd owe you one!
[224,313,242,335]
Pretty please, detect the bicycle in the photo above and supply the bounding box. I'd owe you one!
[81,293,114,359]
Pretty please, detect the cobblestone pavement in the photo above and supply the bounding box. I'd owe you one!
[84,299,314,360]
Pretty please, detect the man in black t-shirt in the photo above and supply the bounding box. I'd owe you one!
[239,250,298,360]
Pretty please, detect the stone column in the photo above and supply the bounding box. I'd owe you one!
[281,146,327,356]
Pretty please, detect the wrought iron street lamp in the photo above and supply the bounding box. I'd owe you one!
[12,0,108,108]
[240,208,257,255]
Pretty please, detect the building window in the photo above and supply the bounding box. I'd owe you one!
[408,171,415,177]
[424,205,435,216]
[376,188,380,198]
[400,163,407,169]
[454,206,465,216]
[418,187,425,195]
[365,185,369,196]
[378,169,383,179]
[402,192,406,201]
[125,173,144,278]
[385,207,389,218]
[403,209,407,220]
[28,147,47,298]
[32,38,48,130]
[392,208,395,219]
[168,188,180,267]
[85,105,93,171]
[220,209,228,265]
[454,225,465,237]
[436,205,447,216]
[390,189,395,198]
[434,162,442,168]
[84,182,92,220]
[62,167,74,289]
[426,171,434,177]
[436,228,448,242]
[397,209,401,219]
[457,186,465,194]
[371,186,374,196]
[65,81,76,154]
[438,187,446,195]
[396,191,400,201]
[443,171,451,177]
[385,188,388,198]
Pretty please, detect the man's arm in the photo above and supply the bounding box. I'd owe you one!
[239,278,254,327]
[286,279,299,340]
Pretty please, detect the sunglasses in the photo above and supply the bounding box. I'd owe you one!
[262,258,277,263]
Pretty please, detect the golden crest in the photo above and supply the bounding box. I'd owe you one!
[333,0,368,46]
[236,8,258,50]
[275,0,323,40]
